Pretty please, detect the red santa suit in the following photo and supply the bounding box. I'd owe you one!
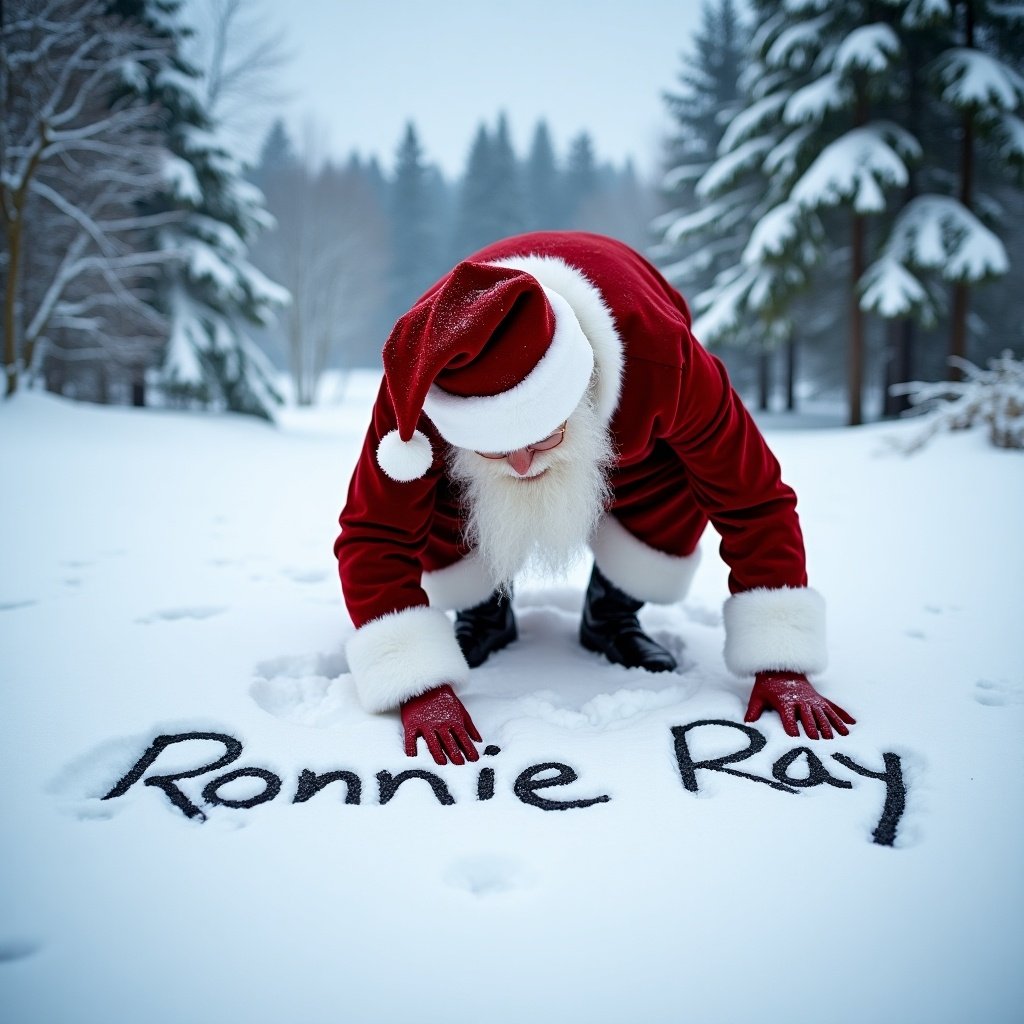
[335,231,826,713]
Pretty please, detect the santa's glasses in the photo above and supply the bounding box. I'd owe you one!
[476,421,567,459]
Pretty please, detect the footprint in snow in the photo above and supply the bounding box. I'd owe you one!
[250,650,354,727]
[281,567,330,584]
[443,855,535,897]
[974,679,1024,707]
[0,600,37,612]
[0,939,42,963]
[136,606,226,624]
[682,601,722,627]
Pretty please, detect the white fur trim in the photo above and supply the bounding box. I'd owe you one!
[723,587,828,676]
[422,553,497,611]
[423,287,594,453]
[590,515,701,604]
[346,606,470,713]
[490,255,624,426]
[377,428,433,482]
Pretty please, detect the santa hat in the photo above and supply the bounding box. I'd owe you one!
[376,260,595,482]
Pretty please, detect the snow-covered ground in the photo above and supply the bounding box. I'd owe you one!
[1,377,1022,1024]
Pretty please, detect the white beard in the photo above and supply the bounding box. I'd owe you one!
[447,392,615,591]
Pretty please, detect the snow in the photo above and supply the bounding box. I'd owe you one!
[860,255,929,318]
[996,112,1024,161]
[154,65,206,106]
[833,24,901,75]
[764,15,829,71]
[657,199,733,245]
[161,294,207,387]
[886,194,1009,281]
[783,72,851,125]
[696,136,773,199]
[936,48,1024,111]
[1,382,1023,1023]
[791,124,914,213]
[184,237,240,297]
[162,154,202,205]
[743,200,802,262]
[901,0,953,26]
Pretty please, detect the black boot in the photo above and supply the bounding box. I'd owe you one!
[455,587,517,668]
[580,566,677,672]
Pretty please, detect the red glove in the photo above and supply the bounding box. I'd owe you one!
[744,671,856,740]
[401,684,482,765]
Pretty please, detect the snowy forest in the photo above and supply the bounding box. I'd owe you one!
[2,0,1023,430]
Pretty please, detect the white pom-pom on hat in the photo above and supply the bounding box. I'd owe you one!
[376,428,433,482]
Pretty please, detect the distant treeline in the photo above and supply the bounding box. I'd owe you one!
[247,116,656,403]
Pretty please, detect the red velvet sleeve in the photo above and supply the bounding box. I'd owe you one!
[334,378,445,627]
[661,335,809,595]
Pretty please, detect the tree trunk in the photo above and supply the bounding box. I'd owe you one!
[96,364,110,405]
[757,339,771,412]
[3,220,21,397]
[131,376,146,407]
[849,211,865,427]
[785,334,797,412]
[950,0,975,379]
[884,318,915,417]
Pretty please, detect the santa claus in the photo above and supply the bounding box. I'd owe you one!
[335,231,854,765]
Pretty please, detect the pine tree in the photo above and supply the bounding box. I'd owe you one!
[251,118,297,191]
[700,0,925,425]
[653,0,788,404]
[114,0,286,420]
[451,115,526,260]
[389,122,440,321]
[654,0,746,296]
[920,1,1021,376]
[564,132,600,226]
[488,113,527,240]
[452,122,494,259]
[667,0,822,411]
[574,160,657,253]
[525,121,564,229]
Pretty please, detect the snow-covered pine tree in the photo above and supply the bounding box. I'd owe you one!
[863,0,1022,381]
[653,0,803,407]
[707,0,928,425]
[112,0,286,420]
[654,0,746,298]
[673,0,828,411]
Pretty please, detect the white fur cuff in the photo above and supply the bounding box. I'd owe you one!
[590,515,701,604]
[723,586,827,676]
[422,554,497,611]
[346,606,470,713]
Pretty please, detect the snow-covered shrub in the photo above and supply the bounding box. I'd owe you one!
[889,351,1024,452]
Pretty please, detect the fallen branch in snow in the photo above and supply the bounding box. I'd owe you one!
[889,350,1024,452]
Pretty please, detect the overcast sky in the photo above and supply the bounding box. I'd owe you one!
[213,0,705,181]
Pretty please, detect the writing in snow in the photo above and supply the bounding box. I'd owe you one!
[101,719,908,847]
